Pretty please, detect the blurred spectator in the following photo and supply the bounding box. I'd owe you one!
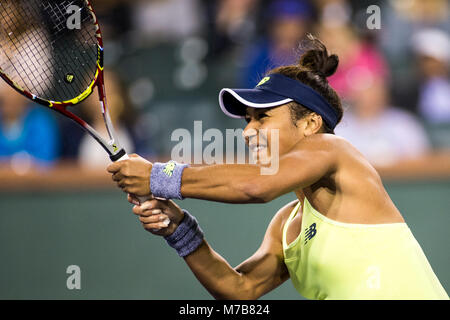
[325,18,431,166]
[317,23,388,101]
[381,0,450,65]
[335,75,430,167]
[0,82,59,171]
[240,0,314,87]
[412,29,450,124]
[133,0,204,44]
[204,0,259,58]
[316,0,352,27]
[379,0,449,110]
[77,71,136,170]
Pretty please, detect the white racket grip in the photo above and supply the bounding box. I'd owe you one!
[116,153,170,229]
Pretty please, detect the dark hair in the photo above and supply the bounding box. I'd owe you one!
[268,34,343,133]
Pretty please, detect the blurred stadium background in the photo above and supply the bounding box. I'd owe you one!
[0,0,449,299]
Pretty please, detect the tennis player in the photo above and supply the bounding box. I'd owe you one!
[107,36,449,300]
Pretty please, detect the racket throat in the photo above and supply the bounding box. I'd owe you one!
[99,99,123,154]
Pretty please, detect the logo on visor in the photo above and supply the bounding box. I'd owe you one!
[257,76,270,87]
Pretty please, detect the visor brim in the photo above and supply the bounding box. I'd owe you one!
[219,88,293,119]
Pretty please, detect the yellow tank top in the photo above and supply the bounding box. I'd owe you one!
[282,198,449,300]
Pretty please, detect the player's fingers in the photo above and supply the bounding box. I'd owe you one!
[118,177,134,188]
[142,220,170,231]
[140,199,165,212]
[136,207,163,217]
[106,162,121,173]
[138,214,168,224]
[133,205,143,215]
[133,205,163,216]
[128,194,140,206]
[112,172,123,182]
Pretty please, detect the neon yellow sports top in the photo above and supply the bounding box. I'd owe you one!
[282,198,449,300]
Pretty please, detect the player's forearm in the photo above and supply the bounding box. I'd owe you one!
[180,164,282,203]
[184,240,257,300]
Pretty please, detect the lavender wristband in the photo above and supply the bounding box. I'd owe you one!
[150,161,188,200]
[164,210,204,257]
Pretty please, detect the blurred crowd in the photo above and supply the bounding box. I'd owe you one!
[0,0,449,173]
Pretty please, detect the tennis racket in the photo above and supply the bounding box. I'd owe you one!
[0,0,162,207]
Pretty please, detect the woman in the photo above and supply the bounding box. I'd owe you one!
[107,36,448,300]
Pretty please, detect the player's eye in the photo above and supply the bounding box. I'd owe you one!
[258,113,268,119]
[244,116,251,123]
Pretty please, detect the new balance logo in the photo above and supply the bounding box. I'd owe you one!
[304,223,317,245]
[162,161,176,177]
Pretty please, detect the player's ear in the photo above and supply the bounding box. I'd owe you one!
[304,113,323,136]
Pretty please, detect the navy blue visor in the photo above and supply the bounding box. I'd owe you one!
[219,73,338,129]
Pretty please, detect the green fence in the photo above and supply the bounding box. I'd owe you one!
[0,180,449,299]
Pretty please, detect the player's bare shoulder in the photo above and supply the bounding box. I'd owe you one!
[299,133,352,152]
[301,133,367,163]
[314,134,382,189]
[321,134,378,171]
[268,200,300,240]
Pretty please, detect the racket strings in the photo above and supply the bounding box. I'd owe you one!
[0,0,98,102]
[1,1,58,97]
[0,3,48,95]
[45,0,98,100]
[47,1,98,98]
[45,0,97,99]
[9,4,54,95]
[41,1,84,100]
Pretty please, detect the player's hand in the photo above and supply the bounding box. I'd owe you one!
[132,198,185,237]
[107,154,152,196]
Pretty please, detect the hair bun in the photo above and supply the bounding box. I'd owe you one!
[298,34,339,78]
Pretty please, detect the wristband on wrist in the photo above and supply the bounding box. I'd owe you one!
[150,160,189,200]
[164,210,204,257]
